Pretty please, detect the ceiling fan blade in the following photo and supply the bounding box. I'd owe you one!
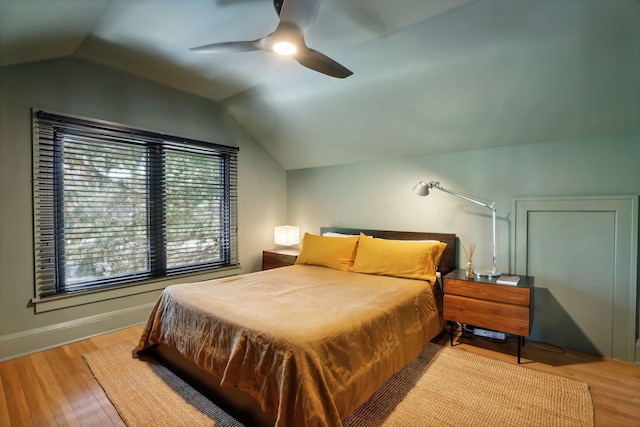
[189,40,261,53]
[279,0,321,32]
[295,46,353,78]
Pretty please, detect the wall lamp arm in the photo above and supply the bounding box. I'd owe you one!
[412,180,499,277]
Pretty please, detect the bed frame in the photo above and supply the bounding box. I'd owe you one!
[148,227,457,426]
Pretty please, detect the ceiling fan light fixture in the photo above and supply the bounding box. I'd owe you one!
[273,41,297,56]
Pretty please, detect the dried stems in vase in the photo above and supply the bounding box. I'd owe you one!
[462,242,476,277]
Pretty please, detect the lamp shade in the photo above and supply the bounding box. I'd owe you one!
[412,181,430,196]
[274,225,300,246]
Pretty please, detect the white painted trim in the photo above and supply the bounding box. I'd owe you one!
[32,266,240,313]
[0,303,155,362]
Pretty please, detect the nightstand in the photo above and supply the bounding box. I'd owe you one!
[262,248,300,270]
[443,269,534,363]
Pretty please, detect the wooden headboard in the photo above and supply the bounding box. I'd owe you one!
[320,227,457,276]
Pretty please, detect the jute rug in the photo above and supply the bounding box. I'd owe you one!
[83,341,594,427]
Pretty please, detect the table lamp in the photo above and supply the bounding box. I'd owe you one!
[413,181,499,277]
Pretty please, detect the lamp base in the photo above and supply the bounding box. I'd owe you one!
[475,270,501,279]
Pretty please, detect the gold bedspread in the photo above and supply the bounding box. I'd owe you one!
[135,265,444,427]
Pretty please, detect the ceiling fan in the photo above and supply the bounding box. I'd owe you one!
[190,0,353,78]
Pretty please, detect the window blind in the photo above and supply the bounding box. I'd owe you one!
[33,110,239,298]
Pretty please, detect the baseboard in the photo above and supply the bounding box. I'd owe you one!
[0,303,155,362]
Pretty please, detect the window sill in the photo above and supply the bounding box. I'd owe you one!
[31,265,241,313]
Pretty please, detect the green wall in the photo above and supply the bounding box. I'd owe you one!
[287,135,640,360]
[0,58,287,360]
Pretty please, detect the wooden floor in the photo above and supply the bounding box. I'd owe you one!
[1,325,639,426]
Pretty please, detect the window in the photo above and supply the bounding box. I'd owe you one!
[32,110,238,299]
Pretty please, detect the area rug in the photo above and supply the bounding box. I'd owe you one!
[83,341,594,427]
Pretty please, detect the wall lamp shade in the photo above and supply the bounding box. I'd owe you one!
[274,225,300,246]
[412,181,431,197]
[413,181,499,277]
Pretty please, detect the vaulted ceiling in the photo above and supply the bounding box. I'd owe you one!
[1,0,638,169]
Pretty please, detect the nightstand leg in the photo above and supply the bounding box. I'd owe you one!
[517,336,522,364]
[450,322,454,346]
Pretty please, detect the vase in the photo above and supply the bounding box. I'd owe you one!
[465,261,474,278]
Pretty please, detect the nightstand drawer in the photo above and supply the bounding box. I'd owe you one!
[262,250,298,270]
[445,278,530,306]
[444,294,531,336]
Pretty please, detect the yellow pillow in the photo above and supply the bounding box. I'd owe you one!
[351,234,447,282]
[295,233,360,271]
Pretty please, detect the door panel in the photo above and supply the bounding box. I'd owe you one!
[527,211,614,355]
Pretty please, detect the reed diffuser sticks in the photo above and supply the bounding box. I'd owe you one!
[462,242,475,278]
[462,242,475,263]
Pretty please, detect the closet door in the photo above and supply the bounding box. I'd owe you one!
[513,196,637,362]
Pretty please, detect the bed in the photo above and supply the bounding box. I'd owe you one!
[135,227,457,426]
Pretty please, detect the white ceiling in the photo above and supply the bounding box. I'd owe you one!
[1,0,638,169]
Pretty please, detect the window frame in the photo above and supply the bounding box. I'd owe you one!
[32,110,239,312]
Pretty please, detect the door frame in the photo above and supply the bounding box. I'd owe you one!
[513,196,638,362]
